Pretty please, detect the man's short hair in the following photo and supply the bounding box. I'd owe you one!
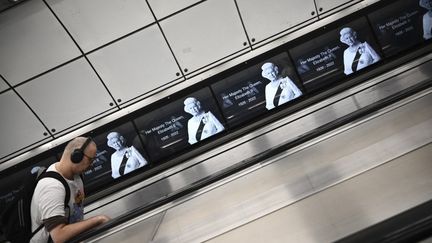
[63,137,91,158]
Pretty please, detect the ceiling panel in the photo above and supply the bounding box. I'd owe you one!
[0,0,81,86]
[236,0,316,44]
[147,0,201,19]
[160,0,248,74]
[46,0,155,52]
[88,24,182,104]
[0,77,9,93]
[16,58,115,134]
[315,0,354,13]
[0,90,50,160]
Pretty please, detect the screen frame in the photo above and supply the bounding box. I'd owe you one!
[4,0,432,203]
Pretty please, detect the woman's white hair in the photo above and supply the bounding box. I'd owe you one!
[420,0,432,9]
[261,62,278,77]
[106,131,126,148]
[183,97,201,113]
[339,27,358,44]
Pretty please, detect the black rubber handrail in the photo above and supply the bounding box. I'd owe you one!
[69,81,432,243]
[335,199,432,243]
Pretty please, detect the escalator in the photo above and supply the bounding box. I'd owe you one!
[71,53,432,243]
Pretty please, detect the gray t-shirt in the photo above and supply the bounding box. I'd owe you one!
[30,163,84,243]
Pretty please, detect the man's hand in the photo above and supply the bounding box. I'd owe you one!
[96,215,111,224]
[50,215,111,242]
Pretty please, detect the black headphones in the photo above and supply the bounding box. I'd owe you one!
[70,137,92,164]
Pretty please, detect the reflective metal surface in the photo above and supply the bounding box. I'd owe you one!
[84,54,432,218]
[95,212,166,243]
[208,143,432,243]
[83,87,432,242]
[3,0,431,241]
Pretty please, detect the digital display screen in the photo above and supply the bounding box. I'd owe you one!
[290,17,382,91]
[368,0,426,57]
[84,122,149,194]
[0,156,56,213]
[134,87,225,162]
[211,52,303,126]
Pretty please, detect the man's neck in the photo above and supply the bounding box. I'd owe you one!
[55,161,74,180]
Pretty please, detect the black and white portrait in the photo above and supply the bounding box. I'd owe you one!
[420,0,432,39]
[183,97,225,145]
[340,27,381,75]
[107,131,148,179]
[261,62,302,110]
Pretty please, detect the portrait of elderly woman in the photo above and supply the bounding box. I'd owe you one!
[183,97,225,145]
[339,27,381,75]
[420,0,432,40]
[261,62,302,110]
[107,132,148,179]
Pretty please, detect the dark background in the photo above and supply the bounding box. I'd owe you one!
[84,122,149,194]
[134,87,225,162]
[211,52,302,127]
[290,17,381,92]
[368,0,425,57]
[0,155,56,212]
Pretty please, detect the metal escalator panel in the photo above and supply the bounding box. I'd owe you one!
[84,54,432,223]
[81,86,432,243]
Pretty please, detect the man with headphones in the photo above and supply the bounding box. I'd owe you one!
[30,137,110,243]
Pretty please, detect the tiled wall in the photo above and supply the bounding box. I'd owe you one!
[0,0,356,163]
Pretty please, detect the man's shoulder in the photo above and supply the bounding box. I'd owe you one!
[35,176,66,193]
[35,167,69,195]
[32,176,67,209]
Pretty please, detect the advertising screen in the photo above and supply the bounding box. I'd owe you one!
[134,87,225,162]
[368,0,426,57]
[84,122,149,194]
[0,155,56,214]
[211,52,303,127]
[290,17,382,91]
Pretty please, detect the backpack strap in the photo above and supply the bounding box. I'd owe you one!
[31,171,71,239]
[30,224,44,239]
[39,171,71,210]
